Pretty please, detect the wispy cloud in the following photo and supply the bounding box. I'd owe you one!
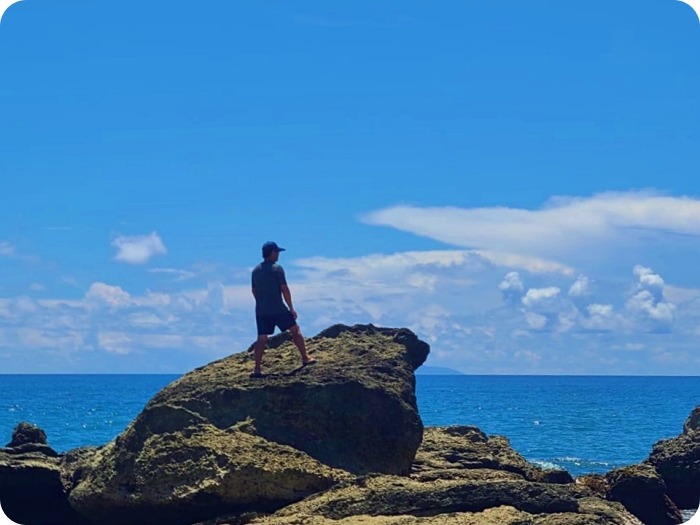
[148,267,196,281]
[360,191,700,262]
[111,232,167,265]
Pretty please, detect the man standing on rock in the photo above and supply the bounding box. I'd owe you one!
[250,241,316,378]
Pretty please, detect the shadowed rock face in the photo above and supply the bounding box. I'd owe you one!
[0,445,91,525]
[605,464,682,525]
[67,324,428,525]
[644,406,700,510]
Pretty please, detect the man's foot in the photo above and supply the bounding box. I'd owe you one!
[249,370,265,378]
[302,357,317,367]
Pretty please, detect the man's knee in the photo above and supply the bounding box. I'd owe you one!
[257,335,269,344]
[289,324,301,336]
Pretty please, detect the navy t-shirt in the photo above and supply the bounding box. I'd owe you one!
[251,260,288,315]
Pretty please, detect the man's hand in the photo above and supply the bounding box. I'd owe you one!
[291,309,298,320]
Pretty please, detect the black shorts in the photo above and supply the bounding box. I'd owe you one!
[256,310,296,336]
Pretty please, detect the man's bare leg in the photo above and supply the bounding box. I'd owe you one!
[253,334,268,375]
[289,325,315,365]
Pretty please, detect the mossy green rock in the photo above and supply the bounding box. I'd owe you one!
[68,423,351,525]
[141,324,428,475]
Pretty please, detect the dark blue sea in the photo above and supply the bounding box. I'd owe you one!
[2,374,699,479]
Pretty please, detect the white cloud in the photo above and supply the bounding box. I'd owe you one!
[98,331,134,354]
[569,275,590,297]
[626,290,676,324]
[633,265,664,288]
[626,265,676,330]
[523,311,548,330]
[499,271,524,292]
[111,232,167,265]
[30,283,46,292]
[475,251,574,275]
[522,287,561,307]
[85,282,132,308]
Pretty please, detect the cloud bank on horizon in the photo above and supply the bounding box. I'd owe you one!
[3,191,700,375]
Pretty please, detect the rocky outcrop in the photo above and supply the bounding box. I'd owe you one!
[241,475,642,525]
[0,324,649,525]
[6,421,47,447]
[683,407,700,435]
[644,407,700,510]
[68,324,428,525]
[606,464,682,525]
[412,426,573,484]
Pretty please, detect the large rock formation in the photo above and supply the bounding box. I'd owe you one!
[68,324,428,525]
[644,406,700,510]
[0,324,652,525]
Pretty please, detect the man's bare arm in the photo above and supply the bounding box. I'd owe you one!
[280,284,295,313]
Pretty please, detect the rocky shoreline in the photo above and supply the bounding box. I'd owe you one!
[1,324,698,525]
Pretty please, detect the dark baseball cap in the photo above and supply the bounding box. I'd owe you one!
[262,241,286,256]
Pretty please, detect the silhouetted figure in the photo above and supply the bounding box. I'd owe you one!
[250,241,316,377]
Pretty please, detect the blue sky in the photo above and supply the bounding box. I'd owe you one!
[1,0,700,374]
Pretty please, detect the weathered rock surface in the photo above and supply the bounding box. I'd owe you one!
[146,323,427,476]
[644,406,700,510]
[241,475,642,525]
[69,422,351,525]
[605,464,682,525]
[412,426,572,484]
[68,324,427,525]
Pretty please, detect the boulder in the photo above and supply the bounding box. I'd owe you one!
[605,464,682,525]
[68,323,429,524]
[6,421,47,447]
[143,323,428,476]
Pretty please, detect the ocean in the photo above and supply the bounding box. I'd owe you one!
[2,374,699,519]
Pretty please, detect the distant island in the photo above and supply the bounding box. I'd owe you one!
[415,366,465,375]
